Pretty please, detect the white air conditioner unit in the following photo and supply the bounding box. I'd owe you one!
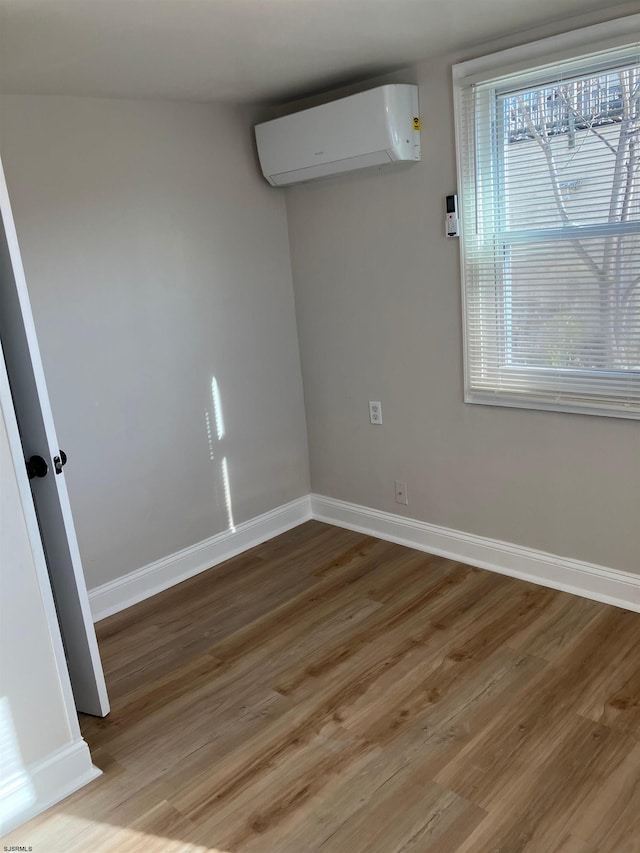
[254,84,421,187]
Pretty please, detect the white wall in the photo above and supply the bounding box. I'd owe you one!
[0,95,310,589]
[285,21,640,575]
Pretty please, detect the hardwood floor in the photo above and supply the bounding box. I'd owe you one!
[5,521,640,852]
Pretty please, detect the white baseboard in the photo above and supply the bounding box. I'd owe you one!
[0,739,100,836]
[310,494,640,613]
[89,496,312,622]
[89,491,639,623]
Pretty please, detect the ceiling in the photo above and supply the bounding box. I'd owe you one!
[0,0,635,104]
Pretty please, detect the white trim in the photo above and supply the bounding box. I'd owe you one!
[310,494,640,613]
[452,24,640,422]
[0,739,100,835]
[452,14,640,84]
[90,489,639,624]
[89,496,312,622]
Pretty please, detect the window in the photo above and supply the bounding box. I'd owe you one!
[453,20,640,418]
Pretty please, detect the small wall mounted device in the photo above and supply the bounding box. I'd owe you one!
[446,194,459,237]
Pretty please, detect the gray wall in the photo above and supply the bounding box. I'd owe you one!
[286,47,640,574]
[0,95,309,589]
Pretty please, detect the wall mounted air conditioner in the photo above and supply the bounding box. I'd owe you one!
[254,84,421,187]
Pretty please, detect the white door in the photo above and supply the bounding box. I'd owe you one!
[0,156,109,717]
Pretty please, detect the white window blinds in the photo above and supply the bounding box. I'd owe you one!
[454,33,640,419]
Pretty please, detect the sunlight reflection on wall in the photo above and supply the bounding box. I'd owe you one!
[205,377,234,532]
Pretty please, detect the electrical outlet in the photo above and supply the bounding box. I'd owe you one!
[369,401,382,424]
[395,480,408,505]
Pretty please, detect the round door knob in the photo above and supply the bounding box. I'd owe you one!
[27,455,48,479]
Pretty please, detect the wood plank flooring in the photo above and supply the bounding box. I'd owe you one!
[5,521,640,852]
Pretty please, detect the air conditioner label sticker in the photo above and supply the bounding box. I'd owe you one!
[413,117,421,130]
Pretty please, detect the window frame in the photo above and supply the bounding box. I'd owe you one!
[453,15,640,420]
